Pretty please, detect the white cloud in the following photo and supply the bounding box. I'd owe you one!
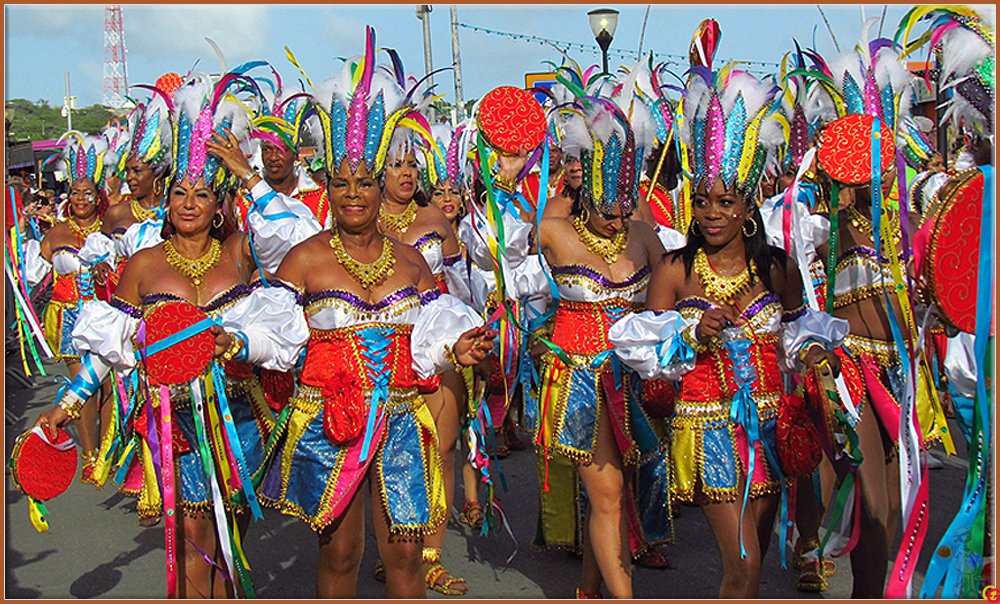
[125,6,271,68]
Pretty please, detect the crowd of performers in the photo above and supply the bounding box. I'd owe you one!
[5,6,994,599]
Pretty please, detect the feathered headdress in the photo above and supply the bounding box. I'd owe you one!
[240,57,320,154]
[310,26,439,177]
[775,43,839,171]
[116,90,174,177]
[416,121,468,194]
[170,70,256,191]
[678,62,783,201]
[896,6,995,134]
[53,132,116,188]
[788,18,916,134]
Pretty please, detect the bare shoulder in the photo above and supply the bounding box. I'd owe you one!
[628,219,658,241]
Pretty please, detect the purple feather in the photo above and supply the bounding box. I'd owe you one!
[132,84,174,113]
[863,65,882,120]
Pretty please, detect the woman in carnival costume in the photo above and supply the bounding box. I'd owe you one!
[897,6,995,597]
[86,89,174,296]
[521,62,675,598]
[35,69,308,598]
[609,27,849,595]
[23,133,116,486]
[256,27,494,598]
[773,19,953,597]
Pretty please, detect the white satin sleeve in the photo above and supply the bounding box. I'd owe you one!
[442,259,473,306]
[608,309,698,381]
[468,267,493,314]
[411,292,485,379]
[119,218,165,258]
[759,191,830,258]
[458,207,533,271]
[779,308,850,373]
[21,239,52,288]
[245,180,323,274]
[511,254,552,309]
[655,226,687,252]
[944,332,976,399]
[72,299,141,374]
[220,281,309,371]
[78,231,117,267]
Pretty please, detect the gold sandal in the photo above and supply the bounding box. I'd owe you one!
[423,547,468,596]
[79,449,100,486]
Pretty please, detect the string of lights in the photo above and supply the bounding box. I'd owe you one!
[458,22,783,75]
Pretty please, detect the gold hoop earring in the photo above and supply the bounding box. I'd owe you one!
[212,213,224,229]
[153,178,165,198]
[742,219,757,238]
[690,221,702,237]
[581,206,591,224]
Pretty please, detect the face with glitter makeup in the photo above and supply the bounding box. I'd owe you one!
[68,178,100,220]
[328,159,380,231]
[691,178,752,247]
[431,181,464,222]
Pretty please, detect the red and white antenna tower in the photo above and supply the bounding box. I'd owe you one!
[103,5,129,109]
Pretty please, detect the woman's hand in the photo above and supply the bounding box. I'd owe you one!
[34,406,71,441]
[211,325,233,359]
[802,344,841,377]
[695,304,742,343]
[92,261,114,288]
[206,129,257,187]
[497,146,530,182]
[452,326,497,366]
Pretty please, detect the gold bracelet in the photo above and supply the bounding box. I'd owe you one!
[681,325,707,354]
[799,341,824,363]
[221,334,245,363]
[493,174,517,194]
[443,342,463,369]
[59,397,85,420]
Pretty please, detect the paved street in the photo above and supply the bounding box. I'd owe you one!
[6,354,973,599]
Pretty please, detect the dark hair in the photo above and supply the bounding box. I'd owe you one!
[668,208,787,294]
[644,142,682,191]
[412,187,431,207]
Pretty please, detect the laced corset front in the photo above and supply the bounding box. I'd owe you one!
[549,264,651,356]
[672,292,784,421]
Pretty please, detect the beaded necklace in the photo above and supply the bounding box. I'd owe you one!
[378,200,417,234]
[69,217,102,243]
[573,213,628,264]
[163,238,222,287]
[130,196,158,223]
[328,230,396,289]
[693,248,757,304]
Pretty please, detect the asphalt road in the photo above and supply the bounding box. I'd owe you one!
[6,355,975,599]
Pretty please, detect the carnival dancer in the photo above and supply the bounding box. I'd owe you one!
[897,7,995,597]
[609,49,848,598]
[524,76,675,598]
[256,28,494,599]
[35,69,309,598]
[22,133,115,486]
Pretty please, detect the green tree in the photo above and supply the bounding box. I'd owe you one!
[4,99,115,144]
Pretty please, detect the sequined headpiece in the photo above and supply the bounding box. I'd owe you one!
[311,27,437,177]
[775,44,838,171]
[117,90,173,177]
[54,132,115,188]
[897,6,995,134]
[170,70,255,190]
[416,121,466,192]
[244,57,318,154]
[544,58,655,216]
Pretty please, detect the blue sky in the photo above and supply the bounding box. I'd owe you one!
[4,4,993,114]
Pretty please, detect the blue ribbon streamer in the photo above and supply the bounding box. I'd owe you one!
[210,361,263,520]
[133,316,221,360]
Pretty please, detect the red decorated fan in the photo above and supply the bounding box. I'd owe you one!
[477,86,546,154]
[10,427,77,501]
[155,72,183,97]
[925,169,984,334]
[141,300,215,385]
[818,114,896,185]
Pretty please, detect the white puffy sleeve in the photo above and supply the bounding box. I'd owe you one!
[778,306,850,373]
[944,332,977,399]
[458,207,533,271]
[21,239,51,288]
[410,290,485,379]
[244,180,323,274]
[511,254,552,310]
[220,280,309,371]
[655,226,687,252]
[468,267,493,314]
[442,254,473,306]
[759,189,829,259]
[608,309,699,381]
[119,218,165,258]
[78,231,117,267]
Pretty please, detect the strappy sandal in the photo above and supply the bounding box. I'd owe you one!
[373,560,386,583]
[576,587,603,598]
[458,501,484,530]
[797,560,829,592]
[79,449,100,486]
[423,547,468,596]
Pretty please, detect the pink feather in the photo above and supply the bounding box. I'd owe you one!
[187,106,213,183]
[704,93,725,184]
[862,65,882,120]
[346,27,376,170]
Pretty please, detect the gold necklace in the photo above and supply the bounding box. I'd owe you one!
[693,248,757,304]
[130,196,158,223]
[846,204,900,247]
[69,217,102,242]
[163,238,222,286]
[573,213,628,263]
[378,200,417,234]
[328,230,396,289]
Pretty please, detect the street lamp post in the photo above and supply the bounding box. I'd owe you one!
[588,8,619,75]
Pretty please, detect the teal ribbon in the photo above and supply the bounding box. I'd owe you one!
[210,361,263,520]
[357,327,391,462]
[133,316,220,360]
[655,315,696,367]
